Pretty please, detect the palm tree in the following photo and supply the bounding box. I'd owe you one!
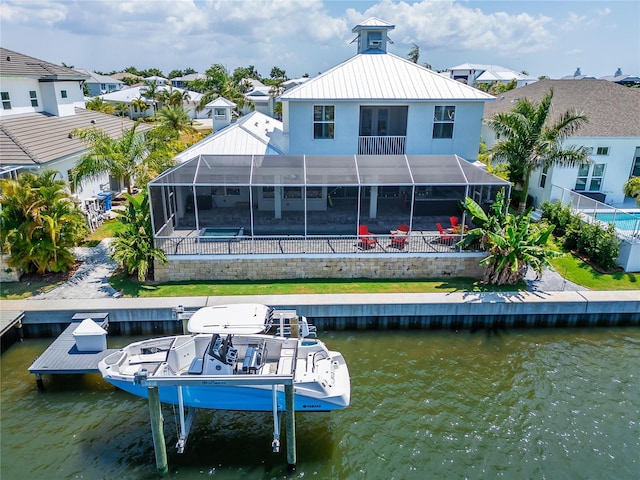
[156,105,195,134]
[140,80,161,114]
[407,43,419,63]
[488,89,590,214]
[458,189,559,285]
[70,123,146,194]
[131,96,149,118]
[85,97,115,114]
[111,191,167,281]
[0,170,87,274]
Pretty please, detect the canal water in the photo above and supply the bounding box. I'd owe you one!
[1,328,639,479]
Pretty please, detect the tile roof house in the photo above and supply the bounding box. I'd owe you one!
[76,69,124,96]
[0,47,151,201]
[482,79,640,207]
[170,72,206,89]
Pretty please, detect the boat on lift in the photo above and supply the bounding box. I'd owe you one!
[98,306,349,412]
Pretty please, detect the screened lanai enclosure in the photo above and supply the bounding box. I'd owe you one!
[148,154,510,256]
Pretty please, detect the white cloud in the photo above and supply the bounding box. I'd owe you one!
[348,0,554,55]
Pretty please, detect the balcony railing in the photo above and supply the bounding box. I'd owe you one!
[358,136,406,155]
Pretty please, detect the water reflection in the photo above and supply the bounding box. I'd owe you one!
[2,328,639,479]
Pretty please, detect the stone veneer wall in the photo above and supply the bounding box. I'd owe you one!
[0,255,20,282]
[154,254,487,282]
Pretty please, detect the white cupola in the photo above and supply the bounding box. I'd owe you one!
[351,17,395,54]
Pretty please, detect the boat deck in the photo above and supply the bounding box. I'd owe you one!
[28,313,117,375]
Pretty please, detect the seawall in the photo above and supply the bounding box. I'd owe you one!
[2,290,639,338]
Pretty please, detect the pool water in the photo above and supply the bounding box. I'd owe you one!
[594,211,640,232]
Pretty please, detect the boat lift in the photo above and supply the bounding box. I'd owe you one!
[138,308,302,476]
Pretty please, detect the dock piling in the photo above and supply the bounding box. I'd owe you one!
[148,386,168,477]
[285,384,296,472]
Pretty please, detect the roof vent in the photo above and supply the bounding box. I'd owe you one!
[6,56,11,61]
[90,119,96,124]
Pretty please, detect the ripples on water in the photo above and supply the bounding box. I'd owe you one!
[1,329,639,479]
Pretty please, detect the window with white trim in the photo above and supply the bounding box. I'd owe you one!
[1,92,11,110]
[539,166,549,188]
[433,106,455,139]
[575,163,605,191]
[29,90,38,107]
[213,108,226,118]
[596,147,609,155]
[313,105,334,139]
[61,90,68,99]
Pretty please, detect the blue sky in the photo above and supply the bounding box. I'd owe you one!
[1,0,638,79]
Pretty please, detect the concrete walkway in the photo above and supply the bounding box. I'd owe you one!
[27,239,120,300]
[21,239,585,301]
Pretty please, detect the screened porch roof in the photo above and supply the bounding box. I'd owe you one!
[149,154,510,188]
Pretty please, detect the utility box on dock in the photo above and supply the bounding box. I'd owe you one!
[73,319,107,352]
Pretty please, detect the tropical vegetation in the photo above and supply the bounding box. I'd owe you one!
[70,123,147,194]
[0,170,88,274]
[623,176,640,205]
[458,189,559,285]
[541,201,620,271]
[110,191,167,282]
[488,89,591,214]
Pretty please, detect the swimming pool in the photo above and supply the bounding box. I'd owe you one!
[593,211,640,232]
[198,227,244,241]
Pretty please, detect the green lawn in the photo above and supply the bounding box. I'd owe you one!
[108,273,526,298]
[82,219,125,247]
[549,252,638,290]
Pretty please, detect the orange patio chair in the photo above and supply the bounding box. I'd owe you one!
[358,225,377,250]
[390,224,410,249]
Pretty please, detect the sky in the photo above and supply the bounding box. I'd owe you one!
[1,0,639,80]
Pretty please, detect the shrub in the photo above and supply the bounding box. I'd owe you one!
[541,201,573,236]
[576,223,620,271]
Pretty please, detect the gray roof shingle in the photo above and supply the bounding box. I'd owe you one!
[0,47,88,80]
[1,109,152,166]
[483,79,640,138]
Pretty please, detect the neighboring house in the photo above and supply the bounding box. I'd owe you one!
[99,85,205,119]
[446,63,537,88]
[600,68,640,86]
[0,47,151,202]
[481,79,640,207]
[561,68,596,80]
[278,18,494,160]
[144,75,169,86]
[203,97,236,132]
[111,71,144,85]
[174,110,286,161]
[76,69,124,96]
[241,78,275,117]
[171,73,206,88]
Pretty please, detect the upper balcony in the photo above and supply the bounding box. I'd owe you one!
[358,135,406,155]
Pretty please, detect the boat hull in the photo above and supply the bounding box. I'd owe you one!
[104,377,346,412]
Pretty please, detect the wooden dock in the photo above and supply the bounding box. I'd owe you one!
[28,313,117,386]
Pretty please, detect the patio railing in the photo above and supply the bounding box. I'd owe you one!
[156,232,478,256]
[358,136,406,155]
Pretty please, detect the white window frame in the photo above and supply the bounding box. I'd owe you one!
[575,163,605,192]
[29,90,38,107]
[1,91,11,110]
[61,90,68,99]
[539,166,549,188]
[213,108,226,119]
[432,106,455,139]
[595,146,609,155]
[313,105,334,139]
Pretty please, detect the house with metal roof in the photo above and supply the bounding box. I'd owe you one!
[445,63,537,89]
[0,47,151,202]
[148,19,511,282]
[279,19,494,161]
[482,79,640,208]
[76,69,124,96]
[171,72,206,89]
